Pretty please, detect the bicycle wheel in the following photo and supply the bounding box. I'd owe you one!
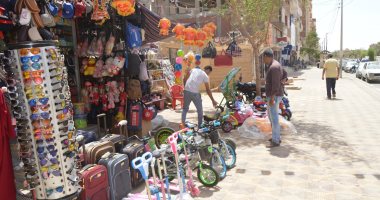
[219,143,236,169]
[224,138,237,151]
[221,121,233,133]
[210,148,227,179]
[154,127,175,148]
[197,163,219,187]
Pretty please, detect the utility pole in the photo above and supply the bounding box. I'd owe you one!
[325,33,328,51]
[340,0,343,78]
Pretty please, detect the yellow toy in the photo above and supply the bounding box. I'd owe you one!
[158,18,171,36]
[84,56,96,76]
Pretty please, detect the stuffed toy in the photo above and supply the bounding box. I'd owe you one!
[111,0,135,16]
[81,58,88,73]
[106,82,115,109]
[93,59,104,78]
[82,81,92,111]
[105,33,115,56]
[108,56,125,76]
[87,37,97,55]
[95,35,104,57]
[91,84,99,105]
[195,29,207,47]
[98,84,107,111]
[103,57,113,77]
[203,22,217,39]
[172,23,185,40]
[115,106,125,121]
[119,81,127,106]
[158,18,171,36]
[84,56,96,76]
[80,38,88,57]
[110,81,120,103]
[183,27,197,46]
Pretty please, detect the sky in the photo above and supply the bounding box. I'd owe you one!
[313,0,380,51]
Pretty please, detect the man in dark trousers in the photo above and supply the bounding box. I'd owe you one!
[264,49,284,147]
[322,54,339,99]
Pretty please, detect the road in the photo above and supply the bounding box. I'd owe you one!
[151,66,380,200]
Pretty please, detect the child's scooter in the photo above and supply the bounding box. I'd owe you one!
[167,133,194,200]
[180,135,200,196]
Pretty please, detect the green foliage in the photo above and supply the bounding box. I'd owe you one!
[369,42,380,56]
[332,49,368,59]
[301,29,320,60]
[368,48,375,61]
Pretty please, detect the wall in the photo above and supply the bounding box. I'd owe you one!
[158,37,254,91]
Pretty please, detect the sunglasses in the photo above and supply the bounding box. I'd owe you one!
[20,55,41,64]
[34,128,53,140]
[20,48,41,56]
[28,98,49,107]
[57,120,68,126]
[21,157,37,165]
[11,99,25,107]
[30,112,50,120]
[31,104,50,113]
[32,119,51,129]
[63,151,75,159]
[46,186,64,196]
[49,67,63,77]
[21,62,42,71]
[13,111,27,120]
[13,105,27,114]
[8,92,22,100]
[60,131,73,139]
[6,79,19,87]
[36,144,55,154]
[36,138,54,145]
[19,144,33,152]
[39,156,59,166]
[45,48,58,60]
[7,85,22,93]
[25,84,43,93]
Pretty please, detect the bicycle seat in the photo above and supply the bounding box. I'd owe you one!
[203,115,215,122]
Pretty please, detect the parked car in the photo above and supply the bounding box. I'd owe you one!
[361,62,380,83]
[344,61,358,73]
[356,62,368,79]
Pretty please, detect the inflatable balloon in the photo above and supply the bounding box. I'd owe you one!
[177,49,184,57]
[176,57,183,64]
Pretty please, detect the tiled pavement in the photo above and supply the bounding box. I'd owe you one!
[154,67,380,200]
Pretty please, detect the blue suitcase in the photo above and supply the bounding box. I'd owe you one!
[99,153,132,200]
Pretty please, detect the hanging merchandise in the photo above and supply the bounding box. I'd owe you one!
[74,0,87,18]
[47,1,59,16]
[105,33,116,56]
[91,0,110,25]
[174,49,184,84]
[111,0,136,16]
[125,23,142,49]
[62,1,75,19]
[127,100,143,131]
[172,23,185,40]
[202,22,217,40]
[202,41,217,58]
[195,29,207,47]
[214,50,233,67]
[158,17,171,36]
[183,26,197,46]
[127,79,142,100]
[15,0,45,28]
[126,51,141,77]
[7,41,80,199]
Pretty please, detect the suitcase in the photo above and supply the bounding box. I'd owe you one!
[79,164,110,200]
[84,140,115,164]
[77,130,97,145]
[122,139,145,187]
[98,153,132,200]
[100,134,127,153]
[97,113,109,138]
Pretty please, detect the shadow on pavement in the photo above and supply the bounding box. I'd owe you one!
[268,145,290,158]
[197,186,221,198]
[290,120,364,164]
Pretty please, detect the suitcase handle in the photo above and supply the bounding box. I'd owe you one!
[97,113,107,137]
[131,152,152,180]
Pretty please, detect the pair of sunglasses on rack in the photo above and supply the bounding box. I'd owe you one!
[21,62,42,71]
[46,186,64,196]
[20,55,41,64]
[32,119,51,129]
[20,48,41,56]
[45,48,58,60]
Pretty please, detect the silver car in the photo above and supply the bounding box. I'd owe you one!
[356,62,367,79]
[362,62,380,83]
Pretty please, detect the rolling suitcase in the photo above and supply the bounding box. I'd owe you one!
[99,153,132,200]
[76,129,97,145]
[100,134,127,153]
[84,140,115,164]
[122,138,145,187]
[79,164,110,200]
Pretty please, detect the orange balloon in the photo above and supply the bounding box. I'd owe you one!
[172,23,185,40]
[183,27,197,46]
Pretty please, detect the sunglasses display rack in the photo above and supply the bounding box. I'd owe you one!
[8,41,80,200]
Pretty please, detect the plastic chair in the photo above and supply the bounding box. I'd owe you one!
[170,85,184,110]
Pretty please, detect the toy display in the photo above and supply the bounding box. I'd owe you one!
[158,18,171,36]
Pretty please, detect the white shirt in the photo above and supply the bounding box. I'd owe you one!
[185,68,209,93]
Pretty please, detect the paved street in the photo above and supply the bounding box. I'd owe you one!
[155,66,380,200]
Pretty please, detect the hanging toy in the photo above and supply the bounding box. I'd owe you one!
[172,23,185,40]
[111,0,135,16]
[183,27,197,46]
[158,18,171,36]
[202,22,217,40]
[177,49,185,57]
[195,29,207,47]
[195,54,202,66]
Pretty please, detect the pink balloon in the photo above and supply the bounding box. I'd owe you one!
[176,57,183,64]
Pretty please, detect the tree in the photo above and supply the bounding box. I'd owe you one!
[301,28,320,60]
[368,48,375,61]
[224,0,279,96]
[369,42,380,56]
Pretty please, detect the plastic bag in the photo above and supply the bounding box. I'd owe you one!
[151,115,169,130]
[238,116,297,139]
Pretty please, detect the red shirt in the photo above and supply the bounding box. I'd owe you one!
[0,90,16,200]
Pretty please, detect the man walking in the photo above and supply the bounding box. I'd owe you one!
[264,49,284,147]
[182,66,218,127]
[322,54,339,99]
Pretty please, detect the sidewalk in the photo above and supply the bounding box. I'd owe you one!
[156,67,380,200]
